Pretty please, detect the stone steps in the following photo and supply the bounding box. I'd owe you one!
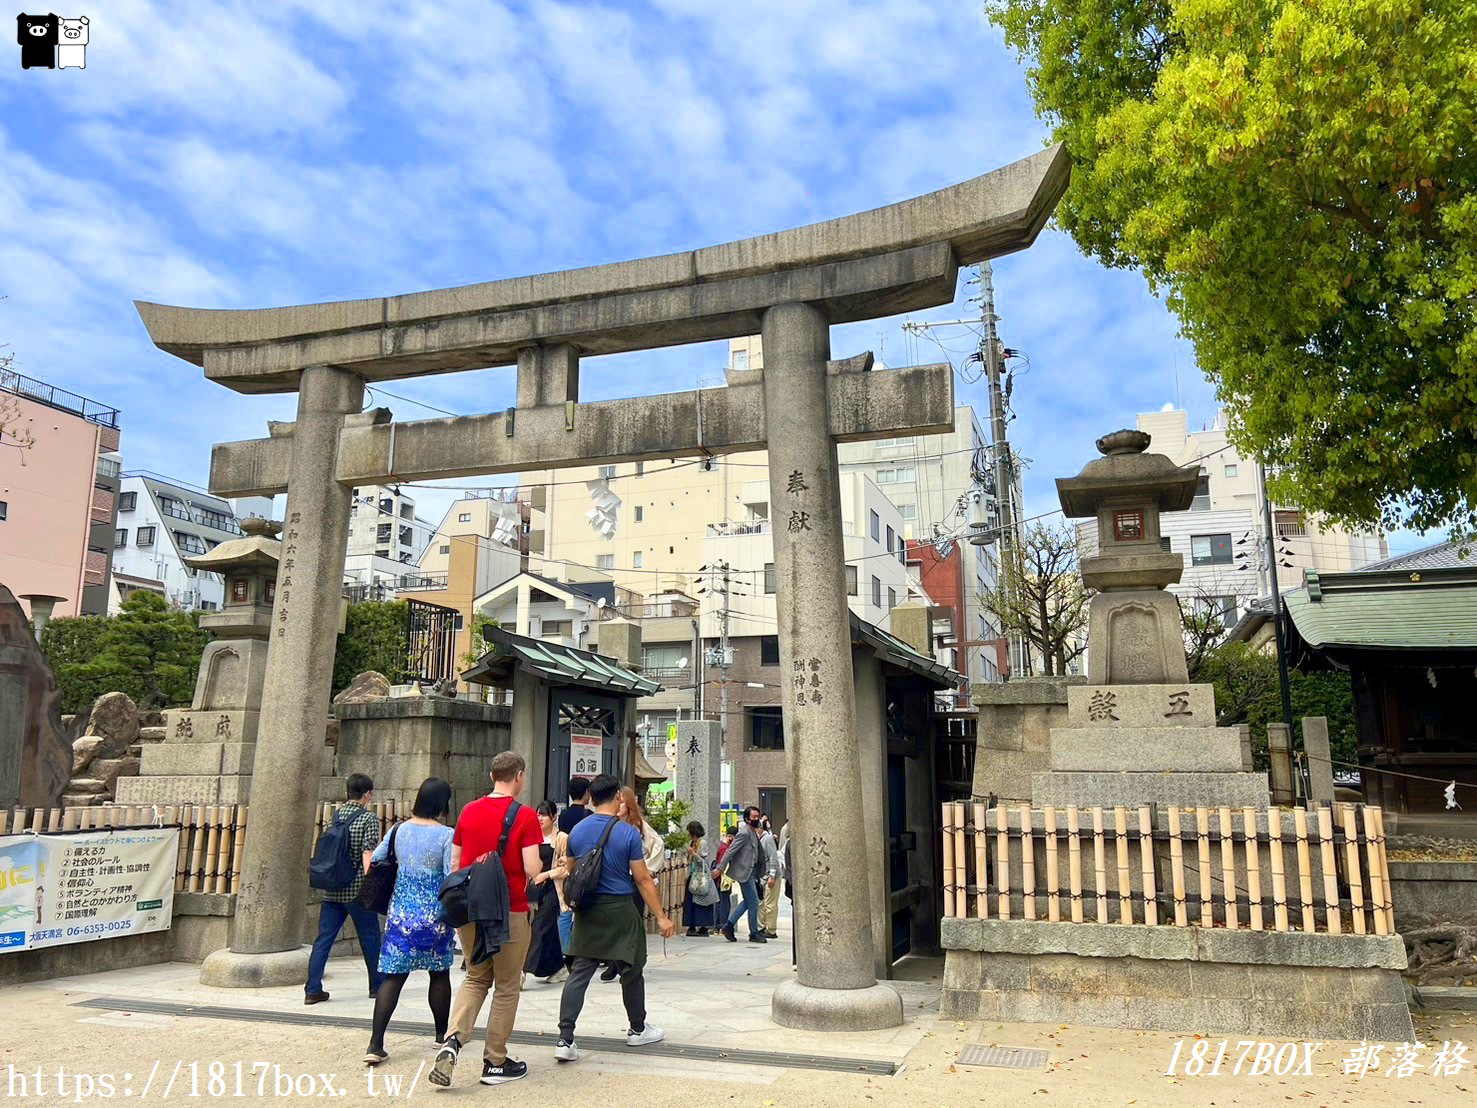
[138,726,168,744]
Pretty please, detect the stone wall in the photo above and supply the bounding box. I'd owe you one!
[1388,861,1477,931]
[942,917,1413,1041]
[972,677,1082,803]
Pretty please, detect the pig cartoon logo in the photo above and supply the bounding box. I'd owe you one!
[57,14,85,68]
[16,12,57,69]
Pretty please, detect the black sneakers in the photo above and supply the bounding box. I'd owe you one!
[721,925,737,942]
[428,1035,459,1087]
[480,1058,528,1085]
[748,933,769,943]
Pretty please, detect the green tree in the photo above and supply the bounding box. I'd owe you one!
[989,0,1477,533]
[333,600,412,694]
[1199,640,1358,766]
[55,591,210,710]
[40,615,111,713]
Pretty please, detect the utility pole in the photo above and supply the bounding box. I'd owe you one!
[978,262,1026,677]
[699,560,733,756]
[1258,463,1296,735]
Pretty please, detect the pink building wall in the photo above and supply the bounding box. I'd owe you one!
[0,392,106,619]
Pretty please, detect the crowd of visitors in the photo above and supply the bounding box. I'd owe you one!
[306,767,788,1088]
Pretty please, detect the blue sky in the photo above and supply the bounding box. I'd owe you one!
[2,0,1217,534]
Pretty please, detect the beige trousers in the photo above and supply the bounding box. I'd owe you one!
[759,876,781,933]
[449,912,531,1064]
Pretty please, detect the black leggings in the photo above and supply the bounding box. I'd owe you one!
[368,970,451,1052]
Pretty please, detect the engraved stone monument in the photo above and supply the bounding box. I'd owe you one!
[1033,430,1271,808]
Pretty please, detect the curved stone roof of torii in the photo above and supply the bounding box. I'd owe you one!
[134,145,1069,394]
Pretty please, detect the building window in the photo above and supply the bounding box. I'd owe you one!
[876,467,916,485]
[459,513,472,523]
[747,707,785,751]
[136,526,154,546]
[1191,474,1211,511]
[377,523,392,542]
[440,544,451,554]
[759,636,780,665]
[1113,509,1144,542]
[634,506,644,523]
[1224,464,1238,479]
[1193,595,1238,625]
[266,581,276,603]
[118,492,136,512]
[732,349,749,373]
[1190,533,1233,566]
[871,575,882,606]
[897,503,917,520]
[869,510,880,541]
[764,563,776,594]
[231,578,249,603]
[114,528,128,547]
[0,500,7,520]
[1161,536,1172,552]
[886,525,895,552]
[598,465,617,479]
[376,548,390,558]
[887,587,896,609]
[846,565,858,595]
[635,461,644,477]
[542,620,571,637]
[632,550,643,568]
[596,554,615,570]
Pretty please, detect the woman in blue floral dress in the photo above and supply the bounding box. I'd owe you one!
[364,778,456,1065]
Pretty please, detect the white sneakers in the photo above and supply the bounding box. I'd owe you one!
[554,1024,663,1064]
[626,1024,666,1048]
[542,968,569,984]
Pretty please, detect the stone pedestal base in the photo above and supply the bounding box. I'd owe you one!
[199,945,310,988]
[771,980,903,1031]
[1033,770,1272,808]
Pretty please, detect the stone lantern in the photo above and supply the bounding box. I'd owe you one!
[1056,429,1198,685]
[116,518,288,805]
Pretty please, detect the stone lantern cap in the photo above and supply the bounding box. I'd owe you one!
[1055,429,1200,519]
[183,517,282,573]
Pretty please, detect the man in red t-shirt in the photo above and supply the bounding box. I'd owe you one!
[434,751,544,1087]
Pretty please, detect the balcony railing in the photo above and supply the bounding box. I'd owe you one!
[397,572,448,591]
[160,502,241,535]
[640,664,689,680]
[0,368,120,428]
[706,520,772,537]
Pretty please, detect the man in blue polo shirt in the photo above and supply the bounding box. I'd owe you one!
[554,774,676,1062]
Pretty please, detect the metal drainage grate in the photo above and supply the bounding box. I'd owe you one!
[957,1044,1048,1070]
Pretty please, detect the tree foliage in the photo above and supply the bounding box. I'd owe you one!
[333,600,412,694]
[982,521,1089,676]
[989,0,1477,533]
[49,591,210,711]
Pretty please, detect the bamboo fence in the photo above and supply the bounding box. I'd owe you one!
[940,802,1394,936]
[3,801,407,895]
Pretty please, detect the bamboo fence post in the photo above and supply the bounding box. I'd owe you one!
[62,807,79,832]
[188,807,208,893]
[1092,807,1109,923]
[47,808,62,832]
[1373,807,1394,935]
[1043,806,1060,922]
[1243,807,1263,931]
[1168,807,1187,927]
[1342,805,1366,935]
[1194,807,1213,927]
[972,801,989,920]
[1363,807,1389,936]
[1018,804,1036,920]
[1267,809,1289,932]
[0,810,11,835]
[941,803,956,918]
[1316,807,1341,934]
[172,806,188,891]
[994,806,1010,920]
[1113,806,1132,924]
[1067,806,1084,924]
[1293,808,1315,932]
[1138,805,1157,926]
[204,805,223,893]
[952,802,968,919]
[31,808,45,833]
[214,805,236,894]
[1217,806,1237,929]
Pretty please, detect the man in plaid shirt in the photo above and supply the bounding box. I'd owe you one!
[305,773,384,1004]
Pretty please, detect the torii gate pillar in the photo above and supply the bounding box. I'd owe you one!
[763,302,902,1029]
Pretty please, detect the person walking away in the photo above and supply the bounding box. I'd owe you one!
[681,821,719,936]
[363,778,457,1065]
[713,828,735,934]
[557,777,591,834]
[714,806,766,943]
[526,801,567,983]
[430,751,544,1087]
[554,775,676,1063]
[757,817,782,939]
[306,773,383,1004]
[602,787,664,980]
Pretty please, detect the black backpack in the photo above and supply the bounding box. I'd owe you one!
[309,807,362,891]
[439,800,521,930]
[563,813,618,912]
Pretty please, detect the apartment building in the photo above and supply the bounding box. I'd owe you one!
[0,369,121,618]
[341,484,437,597]
[1080,408,1388,628]
[112,472,243,610]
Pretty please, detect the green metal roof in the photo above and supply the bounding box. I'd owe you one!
[462,626,660,696]
[1285,567,1477,652]
[850,612,961,689]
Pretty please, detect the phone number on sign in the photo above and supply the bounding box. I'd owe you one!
[1164,1039,1471,1078]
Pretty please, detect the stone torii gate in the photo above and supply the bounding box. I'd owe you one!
[136,145,1067,1030]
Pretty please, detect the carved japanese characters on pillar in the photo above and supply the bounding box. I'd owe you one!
[276,511,300,640]
[792,657,824,708]
[1164,691,1193,719]
[808,834,835,946]
[1088,691,1118,722]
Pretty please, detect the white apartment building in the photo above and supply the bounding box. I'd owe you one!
[343,484,437,597]
[1080,409,1388,627]
[417,491,526,579]
[112,472,242,610]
